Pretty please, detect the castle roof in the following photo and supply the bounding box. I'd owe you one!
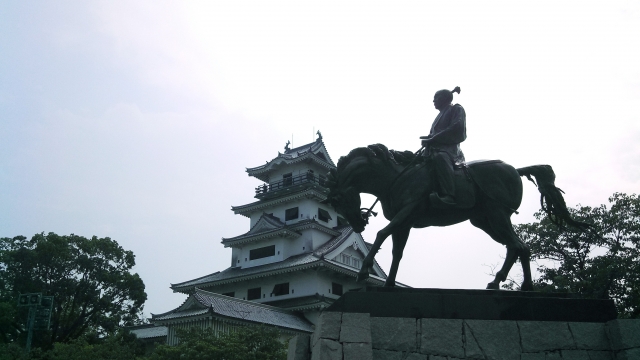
[152,288,314,333]
[246,138,335,182]
[127,324,168,340]
[172,226,387,293]
[263,294,335,312]
[231,187,328,217]
[221,213,340,247]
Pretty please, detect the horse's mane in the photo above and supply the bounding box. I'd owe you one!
[336,144,419,173]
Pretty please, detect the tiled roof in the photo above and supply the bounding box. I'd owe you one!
[128,325,168,339]
[222,217,340,247]
[313,226,353,256]
[171,252,321,291]
[173,225,386,293]
[153,289,314,333]
[221,213,300,245]
[172,253,388,293]
[246,139,335,182]
[152,308,209,320]
[263,294,335,311]
[284,140,322,156]
[231,188,328,217]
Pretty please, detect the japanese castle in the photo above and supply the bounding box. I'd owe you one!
[145,133,387,344]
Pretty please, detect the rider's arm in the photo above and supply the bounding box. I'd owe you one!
[426,105,466,145]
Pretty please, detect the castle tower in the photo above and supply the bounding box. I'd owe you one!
[150,133,387,343]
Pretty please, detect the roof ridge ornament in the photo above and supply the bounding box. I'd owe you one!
[316,130,322,141]
[284,140,290,152]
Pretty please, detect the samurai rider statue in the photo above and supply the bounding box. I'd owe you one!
[421,86,465,208]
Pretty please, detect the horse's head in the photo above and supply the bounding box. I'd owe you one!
[325,168,368,233]
[324,146,391,233]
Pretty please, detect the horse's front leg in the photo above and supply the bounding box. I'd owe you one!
[356,227,391,283]
[356,202,420,283]
[384,227,411,287]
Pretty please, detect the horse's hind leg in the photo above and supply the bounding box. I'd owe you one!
[470,212,533,291]
[384,227,411,287]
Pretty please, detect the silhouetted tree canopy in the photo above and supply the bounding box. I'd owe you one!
[512,193,640,318]
[0,232,147,348]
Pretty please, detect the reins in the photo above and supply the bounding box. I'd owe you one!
[360,146,426,222]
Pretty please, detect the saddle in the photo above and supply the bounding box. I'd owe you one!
[442,160,503,209]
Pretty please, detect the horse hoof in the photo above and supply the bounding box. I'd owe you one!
[486,282,500,290]
[520,282,534,291]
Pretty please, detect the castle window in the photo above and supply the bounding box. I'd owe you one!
[247,287,261,300]
[250,245,275,260]
[332,283,343,296]
[285,207,299,221]
[222,292,235,297]
[272,282,289,296]
[318,208,332,222]
[283,173,292,186]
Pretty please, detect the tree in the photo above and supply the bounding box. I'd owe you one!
[512,193,640,318]
[148,325,287,360]
[0,232,147,348]
[0,330,144,360]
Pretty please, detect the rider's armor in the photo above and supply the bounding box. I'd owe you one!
[424,104,466,206]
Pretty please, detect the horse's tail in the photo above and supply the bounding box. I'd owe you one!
[517,165,591,229]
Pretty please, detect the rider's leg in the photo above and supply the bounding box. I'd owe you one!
[431,152,456,205]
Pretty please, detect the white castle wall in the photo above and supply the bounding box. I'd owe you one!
[248,199,340,230]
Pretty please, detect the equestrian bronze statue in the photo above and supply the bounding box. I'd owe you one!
[325,87,588,291]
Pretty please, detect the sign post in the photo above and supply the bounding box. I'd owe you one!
[17,293,54,352]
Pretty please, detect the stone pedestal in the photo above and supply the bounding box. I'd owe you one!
[288,288,640,360]
[327,287,617,323]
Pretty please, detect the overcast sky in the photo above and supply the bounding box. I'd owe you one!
[2,1,639,317]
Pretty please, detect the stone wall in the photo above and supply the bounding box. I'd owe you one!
[288,312,640,360]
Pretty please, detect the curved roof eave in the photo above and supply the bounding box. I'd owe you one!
[245,141,336,182]
[171,258,385,294]
[247,156,335,181]
[231,188,328,217]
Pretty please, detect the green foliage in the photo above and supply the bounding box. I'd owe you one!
[512,193,640,318]
[42,330,143,360]
[0,302,18,344]
[149,325,287,360]
[0,343,30,360]
[0,330,144,360]
[0,233,147,348]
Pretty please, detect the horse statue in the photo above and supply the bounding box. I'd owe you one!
[324,144,589,290]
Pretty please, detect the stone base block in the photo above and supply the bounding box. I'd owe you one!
[296,289,640,360]
[288,335,310,360]
[311,339,341,360]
